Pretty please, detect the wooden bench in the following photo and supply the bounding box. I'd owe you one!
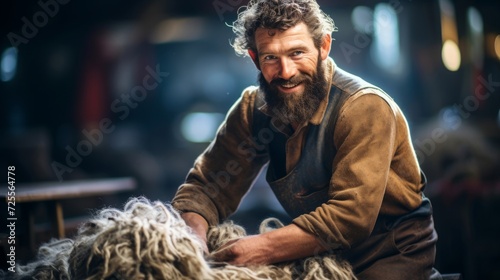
[0,177,136,254]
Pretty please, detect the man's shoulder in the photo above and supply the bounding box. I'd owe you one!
[331,66,382,95]
[236,85,260,105]
[226,86,259,108]
[337,88,402,124]
[357,87,400,112]
[235,85,265,112]
[330,66,399,115]
[224,85,263,123]
[241,85,260,97]
[350,87,393,102]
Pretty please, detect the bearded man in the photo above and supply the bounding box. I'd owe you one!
[172,0,438,279]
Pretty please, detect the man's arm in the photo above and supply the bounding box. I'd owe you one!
[172,88,268,234]
[211,223,327,265]
[181,212,209,254]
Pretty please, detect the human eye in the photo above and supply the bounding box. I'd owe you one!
[263,55,277,61]
[291,50,304,57]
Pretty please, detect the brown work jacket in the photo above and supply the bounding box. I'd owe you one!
[172,57,424,249]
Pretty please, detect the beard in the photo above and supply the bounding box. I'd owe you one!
[258,56,328,126]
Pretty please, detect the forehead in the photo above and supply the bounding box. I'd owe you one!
[254,22,315,53]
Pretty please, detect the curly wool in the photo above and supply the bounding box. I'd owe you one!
[14,239,73,279]
[9,197,356,280]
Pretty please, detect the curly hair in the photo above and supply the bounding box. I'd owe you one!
[232,0,337,56]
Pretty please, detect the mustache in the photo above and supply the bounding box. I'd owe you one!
[270,73,313,87]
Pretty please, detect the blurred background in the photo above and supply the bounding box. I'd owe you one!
[0,0,499,278]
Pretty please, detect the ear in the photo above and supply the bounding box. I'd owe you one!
[248,49,261,70]
[319,33,332,61]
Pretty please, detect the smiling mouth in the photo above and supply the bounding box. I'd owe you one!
[280,82,301,89]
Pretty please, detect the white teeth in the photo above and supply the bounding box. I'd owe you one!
[281,83,298,88]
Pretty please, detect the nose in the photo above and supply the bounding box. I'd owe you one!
[278,57,297,80]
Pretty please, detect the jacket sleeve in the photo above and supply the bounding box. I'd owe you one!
[171,87,269,227]
[292,92,398,249]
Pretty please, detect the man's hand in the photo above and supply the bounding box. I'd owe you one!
[211,235,272,265]
[211,224,329,266]
[181,212,209,254]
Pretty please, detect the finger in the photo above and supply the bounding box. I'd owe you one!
[210,247,232,262]
[218,238,239,250]
[210,241,238,262]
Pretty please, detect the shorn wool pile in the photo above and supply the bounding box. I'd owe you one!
[7,197,356,280]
